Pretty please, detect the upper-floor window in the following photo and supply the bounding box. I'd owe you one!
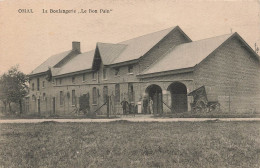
[31,83,35,91]
[42,81,45,88]
[128,65,133,74]
[59,78,62,85]
[82,73,86,82]
[52,78,55,84]
[115,68,120,76]
[103,68,107,80]
[92,72,96,80]
[37,78,40,91]
[72,76,75,83]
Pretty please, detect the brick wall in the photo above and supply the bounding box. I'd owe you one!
[35,61,143,115]
[194,36,260,113]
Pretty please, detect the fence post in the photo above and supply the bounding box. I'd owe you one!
[107,95,110,118]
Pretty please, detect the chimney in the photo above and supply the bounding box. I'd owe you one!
[72,41,80,52]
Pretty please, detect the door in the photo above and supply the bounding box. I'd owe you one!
[37,99,41,114]
[52,97,56,114]
[152,91,162,114]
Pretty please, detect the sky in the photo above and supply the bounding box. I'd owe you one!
[0,0,259,75]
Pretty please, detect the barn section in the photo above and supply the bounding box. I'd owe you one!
[193,33,260,113]
[138,32,260,114]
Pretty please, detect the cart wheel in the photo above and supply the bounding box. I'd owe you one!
[195,100,207,113]
[215,103,220,112]
[195,101,207,112]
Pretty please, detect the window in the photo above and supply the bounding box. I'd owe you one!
[82,73,86,82]
[103,86,108,103]
[31,83,35,91]
[92,72,96,80]
[103,68,107,80]
[72,90,76,105]
[42,81,45,88]
[32,94,36,101]
[59,78,62,85]
[115,68,120,76]
[60,91,64,106]
[115,84,120,103]
[52,78,55,84]
[128,83,134,102]
[43,93,46,101]
[72,76,75,83]
[128,65,133,74]
[56,79,58,85]
[92,87,97,104]
[37,78,40,91]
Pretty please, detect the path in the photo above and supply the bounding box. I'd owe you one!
[0,117,260,123]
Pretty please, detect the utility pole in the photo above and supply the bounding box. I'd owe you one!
[107,95,110,118]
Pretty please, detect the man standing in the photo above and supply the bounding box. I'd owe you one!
[143,97,148,114]
[149,98,153,114]
[121,98,129,115]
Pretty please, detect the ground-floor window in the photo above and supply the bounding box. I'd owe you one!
[103,86,108,103]
[115,84,120,103]
[93,87,97,104]
[72,90,76,105]
[128,83,134,103]
[60,91,64,106]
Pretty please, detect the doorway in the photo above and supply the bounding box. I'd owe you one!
[37,99,41,114]
[145,84,163,114]
[167,82,187,112]
[52,97,56,114]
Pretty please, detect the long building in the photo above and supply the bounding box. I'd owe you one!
[27,26,260,116]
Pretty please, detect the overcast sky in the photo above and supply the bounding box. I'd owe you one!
[0,0,259,75]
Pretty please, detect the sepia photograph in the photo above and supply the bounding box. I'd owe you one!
[0,0,260,167]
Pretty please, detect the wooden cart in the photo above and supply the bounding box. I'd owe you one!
[188,86,220,113]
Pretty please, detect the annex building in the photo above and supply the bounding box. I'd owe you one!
[27,26,260,116]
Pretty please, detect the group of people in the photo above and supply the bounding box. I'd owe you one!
[142,97,153,114]
[120,97,154,115]
[120,98,136,115]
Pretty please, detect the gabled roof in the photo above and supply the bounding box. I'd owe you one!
[30,50,71,75]
[53,26,184,76]
[112,27,177,64]
[55,50,95,76]
[96,42,127,65]
[140,33,233,75]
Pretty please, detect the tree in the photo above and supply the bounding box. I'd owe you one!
[0,65,28,114]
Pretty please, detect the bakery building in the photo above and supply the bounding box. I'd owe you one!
[27,26,260,116]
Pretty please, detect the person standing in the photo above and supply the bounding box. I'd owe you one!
[143,97,148,114]
[121,98,129,115]
[149,98,153,114]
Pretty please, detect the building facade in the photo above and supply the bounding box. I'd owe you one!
[28,26,260,116]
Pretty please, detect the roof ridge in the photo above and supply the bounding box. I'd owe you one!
[118,26,176,44]
[192,33,234,43]
[97,42,127,46]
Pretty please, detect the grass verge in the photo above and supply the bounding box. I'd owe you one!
[0,121,259,167]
